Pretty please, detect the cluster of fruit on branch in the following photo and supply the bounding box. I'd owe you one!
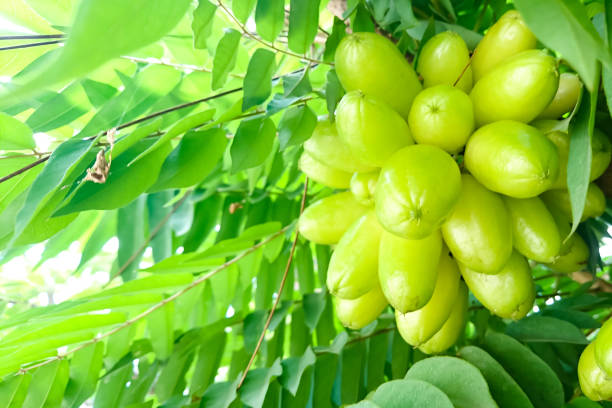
[296,10,612,400]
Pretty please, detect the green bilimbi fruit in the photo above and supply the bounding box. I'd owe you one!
[350,170,379,206]
[303,121,375,173]
[544,129,612,189]
[504,196,561,263]
[335,284,388,329]
[298,151,352,189]
[336,91,414,167]
[378,229,443,313]
[537,73,582,119]
[298,192,370,245]
[544,233,589,273]
[442,174,512,274]
[460,251,535,320]
[471,10,537,82]
[327,211,383,299]
[470,50,559,126]
[592,129,612,181]
[464,120,560,198]
[595,319,612,378]
[418,282,468,355]
[395,251,461,346]
[408,85,474,154]
[541,183,606,223]
[335,32,422,117]
[578,343,612,401]
[375,144,462,239]
[417,31,473,93]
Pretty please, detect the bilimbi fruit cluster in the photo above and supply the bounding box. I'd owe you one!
[297,10,612,394]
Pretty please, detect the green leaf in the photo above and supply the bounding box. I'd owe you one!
[325,70,345,122]
[233,0,256,23]
[242,49,276,111]
[0,155,43,215]
[239,359,283,408]
[63,342,105,408]
[230,116,276,173]
[405,356,497,408]
[565,397,603,407]
[193,0,217,49]
[22,359,69,408]
[199,378,240,408]
[371,379,454,408]
[85,273,193,299]
[147,192,173,263]
[2,0,192,105]
[150,128,227,191]
[287,0,321,54]
[341,341,366,404]
[303,292,326,331]
[279,347,316,395]
[0,373,32,408]
[458,346,534,408]
[396,0,418,28]
[155,335,196,403]
[324,17,347,62]
[191,332,227,396]
[278,105,317,150]
[54,139,172,216]
[81,79,118,108]
[93,364,131,408]
[366,332,390,391]
[14,138,96,243]
[483,331,564,408]
[567,86,598,235]
[129,108,215,165]
[514,0,610,91]
[75,211,116,272]
[147,301,174,360]
[25,84,89,133]
[113,118,163,159]
[539,308,600,329]
[506,316,588,344]
[211,30,241,91]
[283,69,312,98]
[255,0,285,42]
[182,195,223,252]
[244,310,267,354]
[0,112,34,150]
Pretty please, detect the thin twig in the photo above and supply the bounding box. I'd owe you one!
[0,40,63,51]
[105,191,193,284]
[15,224,293,375]
[0,156,49,183]
[0,35,65,40]
[453,57,473,87]
[238,179,309,389]
[216,0,332,66]
[0,152,51,160]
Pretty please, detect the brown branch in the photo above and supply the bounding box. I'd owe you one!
[238,179,309,389]
[0,40,62,51]
[0,156,49,184]
[0,35,65,40]
[15,223,293,375]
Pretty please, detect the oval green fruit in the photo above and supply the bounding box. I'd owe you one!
[544,233,589,273]
[460,251,535,320]
[375,145,462,239]
[578,343,612,401]
[417,31,473,93]
[471,50,559,126]
[504,196,561,263]
[396,251,460,346]
[327,211,383,299]
[464,120,560,198]
[545,130,570,189]
[298,192,370,245]
[442,174,512,274]
[592,129,612,181]
[336,91,414,167]
[408,85,474,153]
[298,151,352,189]
[541,183,606,223]
[379,229,443,313]
[418,282,468,355]
[471,10,537,82]
[335,284,388,329]
[594,319,612,378]
[335,32,422,117]
[303,120,375,173]
[350,170,379,206]
[537,73,582,119]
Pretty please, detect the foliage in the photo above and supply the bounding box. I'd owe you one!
[0,0,611,407]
